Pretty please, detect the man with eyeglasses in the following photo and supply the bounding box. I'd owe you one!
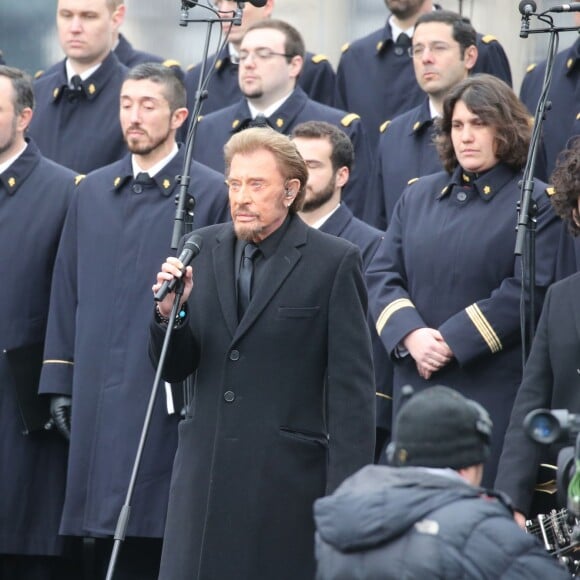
[365,10,479,230]
[335,0,511,151]
[190,18,373,219]
[184,0,335,117]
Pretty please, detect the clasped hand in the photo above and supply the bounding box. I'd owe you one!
[403,328,453,380]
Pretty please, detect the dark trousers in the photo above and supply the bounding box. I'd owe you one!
[0,554,81,580]
[90,537,162,580]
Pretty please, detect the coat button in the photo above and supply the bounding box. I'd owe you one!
[457,191,467,202]
[229,350,240,361]
[224,390,235,403]
[132,183,143,194]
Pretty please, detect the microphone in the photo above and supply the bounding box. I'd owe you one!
[518,0,537,14]
[548,3,580,11]
[519,1,536,38]
[154,234,203,302]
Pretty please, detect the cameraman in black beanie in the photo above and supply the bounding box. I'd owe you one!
[313,386,569,579]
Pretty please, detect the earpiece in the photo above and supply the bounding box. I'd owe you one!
[284,189,293,197]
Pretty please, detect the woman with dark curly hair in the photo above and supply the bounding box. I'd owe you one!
[550,137,580,235]
[367,74,561,487]
[496,136,580,525]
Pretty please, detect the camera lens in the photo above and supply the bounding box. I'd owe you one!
[523,409,561,444]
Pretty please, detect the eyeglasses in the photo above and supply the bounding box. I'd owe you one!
[238,48,293,63]
[408,42,452,59]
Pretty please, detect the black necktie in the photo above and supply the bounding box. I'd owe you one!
[132,172,154,194]
[248,114,269,128]
[66,75,85,101]
[238,243,260,318]
[394,32,411,57]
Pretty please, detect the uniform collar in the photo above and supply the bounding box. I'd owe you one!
[439,162,517,202]
[113,33,134,63]
[112,145,186,197]
[230,86,309,133]
[0,139,42,196]
[376,21,396,53]
[214,44,238,73]
[406,99,435,136]
[52,51,121,103]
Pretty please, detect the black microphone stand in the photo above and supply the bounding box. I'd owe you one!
[105,281,185,580]
[515,9,579,366]
[105,2,243,578]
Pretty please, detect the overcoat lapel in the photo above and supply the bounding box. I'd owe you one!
[212,228,238,338]
[235,217,308,340]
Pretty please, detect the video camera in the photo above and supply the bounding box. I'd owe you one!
[525,409,580,574]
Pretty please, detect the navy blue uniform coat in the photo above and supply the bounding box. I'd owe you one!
[367,164,560,487]
[366,99,442,229]
[495,273,580,515]
[149,215,376,580]
[0,140,75,554]
[193,87,372,219]
[38,150,229,538]
[28,52,128,174]
[520,37,580,181]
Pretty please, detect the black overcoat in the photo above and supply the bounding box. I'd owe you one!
[150,216,376,580]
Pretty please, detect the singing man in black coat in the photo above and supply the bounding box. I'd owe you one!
[38,63,229,580]
[495,137,580,526]
[151,127,376,580]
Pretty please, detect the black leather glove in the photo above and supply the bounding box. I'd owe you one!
[50,395,72,441]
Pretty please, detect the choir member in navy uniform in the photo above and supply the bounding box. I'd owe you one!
[366,11,478,230]
[367,75,561,488]
[335,0,512,150]
[0,66,77,580]
[291,121,391,460]
[150,127,375,580]
[520,14,580,279]
[519,13,580,182]
[495,138,580,528]
[192,19,372,219]
[38,63,229,580]
[185,0,335,117]
[28,0,128,174]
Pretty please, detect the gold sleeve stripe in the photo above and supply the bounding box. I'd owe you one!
[43,359,74,365]
[465,304,502,353]
[376,298,415,335]
[376,392,393,400]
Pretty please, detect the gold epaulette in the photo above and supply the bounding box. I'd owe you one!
[311,54,329,64]
[380,120,391,133]
[341,113,360,127]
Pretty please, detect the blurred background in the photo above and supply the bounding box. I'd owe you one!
[1,0,578,94]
